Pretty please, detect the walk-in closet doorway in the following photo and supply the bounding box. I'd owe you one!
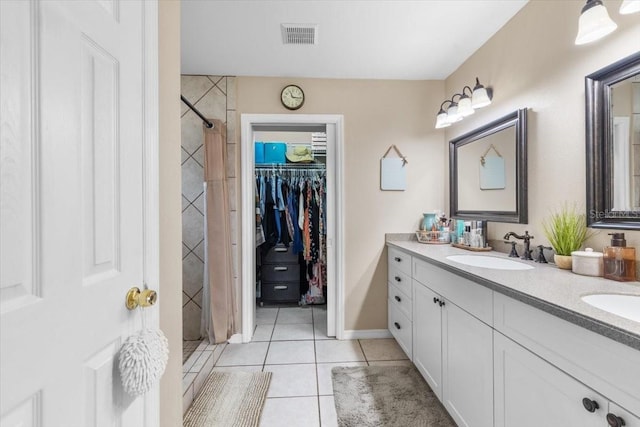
[241,114,345,343]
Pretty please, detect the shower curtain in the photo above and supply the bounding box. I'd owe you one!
[201,120,236,344]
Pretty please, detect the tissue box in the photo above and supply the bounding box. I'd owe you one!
[254,142,265,164]
[264,142,286,164]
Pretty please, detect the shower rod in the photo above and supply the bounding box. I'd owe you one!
[180,95,213,129]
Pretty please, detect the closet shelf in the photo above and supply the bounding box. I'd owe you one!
[255,163,326,171]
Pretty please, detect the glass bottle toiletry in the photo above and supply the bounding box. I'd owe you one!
[603,233,636,282]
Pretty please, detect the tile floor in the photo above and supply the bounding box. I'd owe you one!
[183,339,203,364]
[183,305,410,426]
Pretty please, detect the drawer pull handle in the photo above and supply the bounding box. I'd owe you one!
[394,257,402,262]
[606,413,625,427]
[433,297,440,304]
[394,295,401,302]
[582,398,599,413]
[274,267,288,271]
[394,322,401,330]
[394,276,401,282]
[275,247,287,252]
[439,300,445,307]
[273,285,288,290]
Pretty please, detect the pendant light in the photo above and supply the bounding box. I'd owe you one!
[620,0,640,14]
[471,78,492,109]
[435,101,452,129]
[456,87,475,117]
[575,0,617,45]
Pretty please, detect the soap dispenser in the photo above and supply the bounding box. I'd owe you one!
[603,233,636,282]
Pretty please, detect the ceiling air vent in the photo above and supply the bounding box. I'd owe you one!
[281,24,318,45]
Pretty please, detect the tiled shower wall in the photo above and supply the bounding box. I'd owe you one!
[181,75,238,340]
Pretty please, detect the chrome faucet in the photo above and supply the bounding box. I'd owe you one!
[503,231,534,261]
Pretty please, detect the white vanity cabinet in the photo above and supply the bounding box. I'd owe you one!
[412,258,494,427]
[386,243,640,427]
[387,247,413,358]
[494,332,604,427]
[495,332,640,427]
[494,292,640,426]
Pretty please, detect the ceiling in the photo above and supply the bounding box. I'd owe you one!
[181,0,528,80]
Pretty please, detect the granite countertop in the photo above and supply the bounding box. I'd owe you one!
[386,234,640,351]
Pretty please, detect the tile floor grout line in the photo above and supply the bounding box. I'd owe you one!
[262,308,279,371]
[357,338,371,366]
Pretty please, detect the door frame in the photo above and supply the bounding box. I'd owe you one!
[240,114,345,342]
[142,1,160,424]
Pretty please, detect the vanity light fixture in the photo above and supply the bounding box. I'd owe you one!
[619,0,640,14]
[434,78,493,129]
[575,0,617,45]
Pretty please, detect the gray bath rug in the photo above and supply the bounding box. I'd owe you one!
[332,365,456,427]
[183,371,272,427]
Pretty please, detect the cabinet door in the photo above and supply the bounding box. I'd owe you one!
[443,301,493,427]
[607,403,640,427]
[412,281,443,399]
[494,332,604,427]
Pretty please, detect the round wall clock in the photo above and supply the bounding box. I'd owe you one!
[280,84,305,110]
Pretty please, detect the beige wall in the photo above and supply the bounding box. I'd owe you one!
[445,0,640,257]
[238,78,445,330]
[158,1,182,426]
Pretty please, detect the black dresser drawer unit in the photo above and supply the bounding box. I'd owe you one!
[260,244,301,303]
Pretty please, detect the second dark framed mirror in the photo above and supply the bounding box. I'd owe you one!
[586,52,640,229]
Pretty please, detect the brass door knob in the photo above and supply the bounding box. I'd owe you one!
[126,287,158,310]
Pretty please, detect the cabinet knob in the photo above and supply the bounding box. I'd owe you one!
[395,276,401,282]
[439,300,446,307]
[581,398,599,413]
[606,413,625,427]
[433,297,440,304]
[394,322,401,330]
[394,257,402,262]
[394,295,402,302]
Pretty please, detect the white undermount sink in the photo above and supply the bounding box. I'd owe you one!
[446,254,534,271]
[581,294,640,323]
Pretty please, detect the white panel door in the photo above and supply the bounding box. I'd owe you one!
[0,1,157,426]
[494,332,603,427]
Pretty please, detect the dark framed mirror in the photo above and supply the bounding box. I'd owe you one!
[586,52,640,229]
[450,109,528,223]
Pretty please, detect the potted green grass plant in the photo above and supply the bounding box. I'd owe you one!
[542,204,594,269]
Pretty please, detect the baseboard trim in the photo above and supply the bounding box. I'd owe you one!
[342,329,392,340]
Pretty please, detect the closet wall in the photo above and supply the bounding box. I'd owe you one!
[238,78,445,331]
[181,75,239,340]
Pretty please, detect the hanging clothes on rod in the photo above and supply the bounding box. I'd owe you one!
[256,165,327,305]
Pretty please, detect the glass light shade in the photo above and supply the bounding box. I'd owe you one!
[435,112,451,129]
[457,96,475,117]
[575,2,617,45]
[620,0,640,14]
[471,87,491,108]
[446,104,462,123]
